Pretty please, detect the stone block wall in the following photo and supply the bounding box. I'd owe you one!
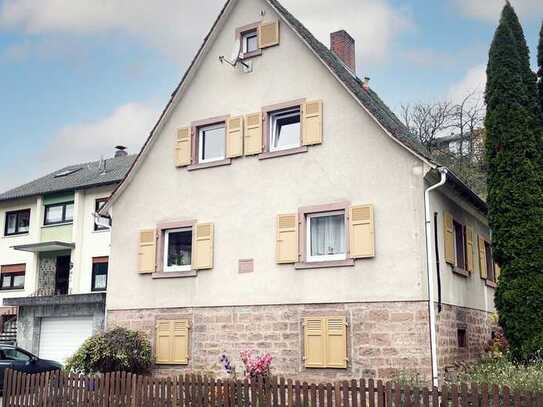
[108,301,493,382]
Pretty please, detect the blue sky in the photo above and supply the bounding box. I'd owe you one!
[0,0,542,192]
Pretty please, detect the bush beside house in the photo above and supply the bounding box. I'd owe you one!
[65,327,153,374]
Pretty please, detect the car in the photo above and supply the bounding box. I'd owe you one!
[0,344,62,391]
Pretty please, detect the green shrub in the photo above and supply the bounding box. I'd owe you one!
[65,327,153,374]
[445,357,543,392]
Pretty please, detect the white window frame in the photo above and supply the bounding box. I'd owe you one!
[241,30,258,54]
[198,123,226,163]
[269,107,301,152]
[163,227,192,273]
[306,210,347,263]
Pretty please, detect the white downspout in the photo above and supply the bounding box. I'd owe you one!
[424,167,447,388]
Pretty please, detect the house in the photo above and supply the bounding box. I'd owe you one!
[0,148,135,364]
[100,0,498,382]
[434,129,485,161]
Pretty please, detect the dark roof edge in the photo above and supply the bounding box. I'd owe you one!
[0,180,121,204]
[427,167,487,214]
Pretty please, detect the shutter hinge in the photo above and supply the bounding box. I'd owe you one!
[302,356,306,361]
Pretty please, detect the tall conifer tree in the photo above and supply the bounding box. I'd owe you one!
[538,21,543,114]
[486,4,543,360]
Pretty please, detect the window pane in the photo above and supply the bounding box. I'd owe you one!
[485,242,495,282]
[4,349,30,362]
[200,125,225,161]
[310,214,345,256]
[454,221,465,269]
[94,274,107,290]
[64,203,74,222]
[45,205,63,224]
[18,211,30,233]
[271,108,301,150]
[245,33,258,52]
[167,230,192,267]
[6,214,17,234]
[13,275,24,288]
[1,275,11,288]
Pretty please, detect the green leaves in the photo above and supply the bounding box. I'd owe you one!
[64,327,153,374]
[486,4,543,361]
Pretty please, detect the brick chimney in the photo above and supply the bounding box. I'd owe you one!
[330,30,356,72]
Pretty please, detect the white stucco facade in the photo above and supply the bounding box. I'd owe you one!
[105,0,494,315]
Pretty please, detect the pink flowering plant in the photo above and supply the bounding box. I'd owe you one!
[219,350,273,380]
[240,350,273,379]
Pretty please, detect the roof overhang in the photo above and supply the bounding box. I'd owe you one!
[12,241,75,253]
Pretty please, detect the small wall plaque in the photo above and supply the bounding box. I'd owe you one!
[238,259,254,273]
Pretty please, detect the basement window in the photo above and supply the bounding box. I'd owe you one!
[457,328,467,348]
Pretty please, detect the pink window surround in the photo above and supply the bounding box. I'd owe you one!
[236,22,262,60]
[259,98,308,160]
[153,219,197,279]
[295,201,354,270]
[187,115,231,171]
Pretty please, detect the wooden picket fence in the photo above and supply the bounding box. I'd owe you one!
[3,369,543,407]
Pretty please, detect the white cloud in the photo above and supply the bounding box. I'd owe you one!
[0,0,224,63]
[282,0,413,65]
[40,102,158,169]
[0,0,412,67]
[452,0,543,22]
[447,64,486,105]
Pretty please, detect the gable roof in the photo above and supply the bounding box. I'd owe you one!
[102,0,486,213]
[0,154,136,203]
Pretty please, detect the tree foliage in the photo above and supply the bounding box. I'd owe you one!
[486,3,543,361]
[65,327,153,374]
[538,20,543,115]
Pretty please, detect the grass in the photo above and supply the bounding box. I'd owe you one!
[445,357,543,392]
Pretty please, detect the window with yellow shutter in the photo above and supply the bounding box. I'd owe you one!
[304,316,347,369]
[478,236,497,287]
[155,319,190,365]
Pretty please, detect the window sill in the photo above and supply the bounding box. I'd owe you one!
[259,146,308,160]
[152,270,197,279]
[452,267,469,277]
[187,159,231,171]
[295,259,354,270]
[0,288,25,292]
[92,228,110,234]
[42,222,73,228]
[485,280,497,288]
[241,50,262,60]
[3,232,30,239]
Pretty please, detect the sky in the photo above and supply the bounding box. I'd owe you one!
[0,0,542,193]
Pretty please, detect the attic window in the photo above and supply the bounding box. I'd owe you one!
[54,168,81,178]
[242,30,258,54]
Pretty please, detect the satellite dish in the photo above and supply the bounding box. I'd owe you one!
[219,39,250,71]
[230,40,241,65]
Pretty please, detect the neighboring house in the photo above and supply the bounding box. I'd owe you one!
[101,0,498,382]
[0,148,135,364]
[435,130,485,161]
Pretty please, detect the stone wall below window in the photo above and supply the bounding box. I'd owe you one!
[107,301,493,383]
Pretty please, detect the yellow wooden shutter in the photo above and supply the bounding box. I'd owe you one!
[226,115,243,158]
[465,225,474,272]
[155,320,172,364]
[276,214,298,264]
[302,100,323,146]
[325,317,347,368]
[176,127,192,167]
[138,229,156,274]
[244,112,263,155]
[258,21,279,48]
[304,317,325,368]
[478,235,487,279]
[444,212,455,265]
[193,223,214,270]
[349,205,374,258]
[171,320,189,364]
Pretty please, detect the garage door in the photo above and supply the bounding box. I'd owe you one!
[38,316,94,364]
